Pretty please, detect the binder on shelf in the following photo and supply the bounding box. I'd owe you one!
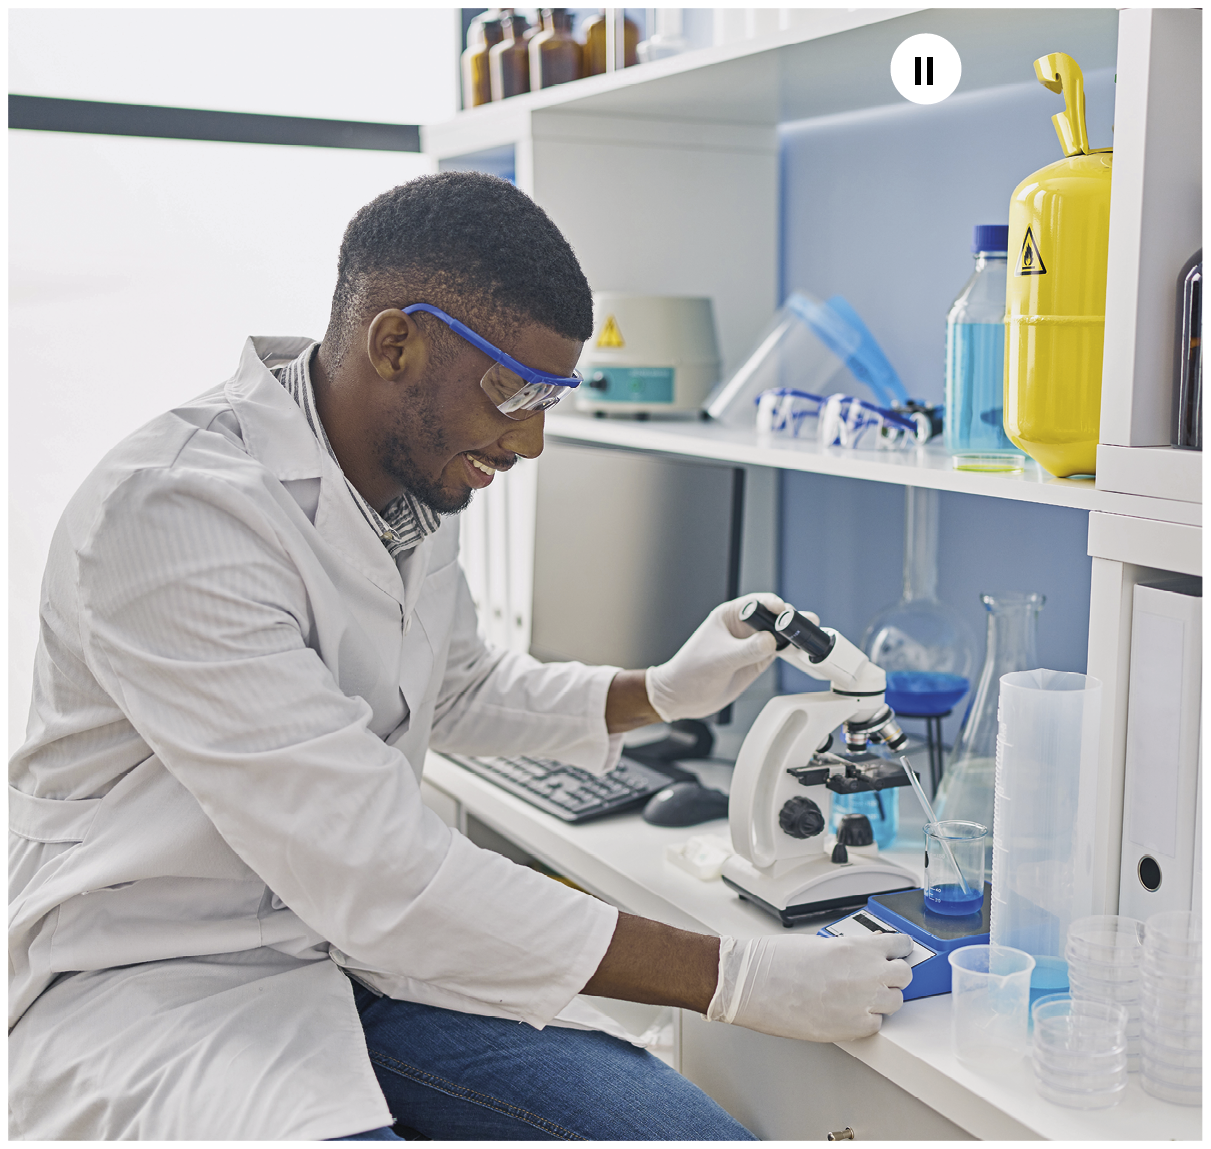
[1118,576,1202,918]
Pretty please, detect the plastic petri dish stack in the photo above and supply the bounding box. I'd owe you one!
[1066,915,1145,1071]
[1031,995,1129,1109]
[1140,910,1202,1106]
[951,452,1026,472]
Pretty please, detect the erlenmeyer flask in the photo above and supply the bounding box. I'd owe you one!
[935,591,1046,866]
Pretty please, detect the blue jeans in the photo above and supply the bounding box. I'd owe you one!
[333,984,755,1140]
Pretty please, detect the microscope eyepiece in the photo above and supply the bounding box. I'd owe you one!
[774,608,836,663]
[738,600,790,649]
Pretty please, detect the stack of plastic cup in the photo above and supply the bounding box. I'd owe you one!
[1031,995,1129,1109]
[1140,910,1201,1106]
[1065,915,1145,1070]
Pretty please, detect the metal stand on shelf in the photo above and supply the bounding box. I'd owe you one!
[893,708,953,796]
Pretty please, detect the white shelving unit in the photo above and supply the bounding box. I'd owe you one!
[542,411,1201,522]
[425,7,1122,380]
[423,11,1202,1137]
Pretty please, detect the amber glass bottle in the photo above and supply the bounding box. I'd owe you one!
[461,12,505,109]
[529,9,583,90]
[489,10,532,101]
[582,9,638,76]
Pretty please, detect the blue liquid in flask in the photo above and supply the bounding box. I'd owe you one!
[945,322,1016,455]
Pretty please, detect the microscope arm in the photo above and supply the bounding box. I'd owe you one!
[728,604,913,871]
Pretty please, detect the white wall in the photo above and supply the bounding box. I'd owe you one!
[9,132,435,749]
[9,8,460,124]
[8,4,462,750]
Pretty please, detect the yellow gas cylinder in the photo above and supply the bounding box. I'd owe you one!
[1004,53,1112,477]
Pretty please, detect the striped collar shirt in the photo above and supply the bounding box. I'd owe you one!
[272,343,441,559]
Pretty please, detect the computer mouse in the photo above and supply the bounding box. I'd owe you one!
[642,781,729,827]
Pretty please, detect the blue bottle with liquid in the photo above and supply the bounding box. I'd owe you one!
[830,789,899,851]
[945,225,1020,466]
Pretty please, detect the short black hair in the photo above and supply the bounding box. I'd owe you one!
[323,171,593,367]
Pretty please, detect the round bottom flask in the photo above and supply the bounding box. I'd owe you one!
[862,486,975,734]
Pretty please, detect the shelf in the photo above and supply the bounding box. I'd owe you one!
[1096,444,1202,504]
[545,413,1202,525]
[423,7,1119,158]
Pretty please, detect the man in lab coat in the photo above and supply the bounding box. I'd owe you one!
[9,172,912,1140]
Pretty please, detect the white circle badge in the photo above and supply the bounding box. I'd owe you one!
[890,34,961,104]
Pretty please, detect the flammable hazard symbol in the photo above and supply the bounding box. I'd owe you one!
[596,315,625,348]
[1016,226,1047,276]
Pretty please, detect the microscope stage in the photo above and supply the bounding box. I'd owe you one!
[721,852,918,927]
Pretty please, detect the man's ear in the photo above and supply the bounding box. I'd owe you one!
[366,309,428,381]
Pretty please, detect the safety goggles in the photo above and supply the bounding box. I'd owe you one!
[402,304,582,419]
[818,393,930,451]
[755,388,826,437]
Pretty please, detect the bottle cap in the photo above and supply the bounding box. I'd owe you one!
[972,224,1009,253]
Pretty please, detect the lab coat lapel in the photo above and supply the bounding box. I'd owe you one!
[311,469,408,609]
[393,536,437,742]
[225,337,407,610]
[225,337,324,482]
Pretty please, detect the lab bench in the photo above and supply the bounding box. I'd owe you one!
[421,750,1201,1142]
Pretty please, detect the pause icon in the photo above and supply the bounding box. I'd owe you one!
[892,33,961,104]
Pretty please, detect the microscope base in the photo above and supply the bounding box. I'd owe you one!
[721,853,918,928]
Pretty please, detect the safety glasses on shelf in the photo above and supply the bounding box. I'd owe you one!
[402,304,582,419]
[818,394,930,451]
[755,388,826,437]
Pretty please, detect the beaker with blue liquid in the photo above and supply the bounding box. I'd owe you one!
[945,225,1024,470]
[924,820,987,916]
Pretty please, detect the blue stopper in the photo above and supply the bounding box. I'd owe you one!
[972,224,1009,253]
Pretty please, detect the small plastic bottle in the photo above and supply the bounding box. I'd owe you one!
[582,9,639,76]
[529,9,582,90]
[462,11,505,109]
[489,10,532,101]
[945,224,1023,470]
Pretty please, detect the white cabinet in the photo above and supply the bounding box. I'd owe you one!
[679,1009,974,1141]
[423,8,1202,916]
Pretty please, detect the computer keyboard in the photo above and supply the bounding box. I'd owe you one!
[444,752,682,824]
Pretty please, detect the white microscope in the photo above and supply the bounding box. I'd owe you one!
[722,603,919,926]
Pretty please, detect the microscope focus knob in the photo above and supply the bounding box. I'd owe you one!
[836,813,875,847]
[778,796,825,840]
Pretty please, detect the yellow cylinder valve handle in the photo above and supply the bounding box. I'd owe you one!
[1003,53,1112,478]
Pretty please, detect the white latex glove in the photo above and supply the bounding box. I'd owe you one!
[706,932,914,1043]
[645,593,806,723]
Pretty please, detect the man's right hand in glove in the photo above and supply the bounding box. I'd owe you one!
[706,931,914,1042]
[582,914,912,1044]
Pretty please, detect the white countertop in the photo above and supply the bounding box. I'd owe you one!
[424,751,1202,1142]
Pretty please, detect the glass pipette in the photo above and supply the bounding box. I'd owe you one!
[898,755,971,896]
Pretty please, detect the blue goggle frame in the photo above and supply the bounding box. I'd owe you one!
[402,303,582,418]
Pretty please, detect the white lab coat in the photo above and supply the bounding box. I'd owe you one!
[8,337,623,1141]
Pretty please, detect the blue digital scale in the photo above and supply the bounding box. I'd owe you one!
[819,884,991,999]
